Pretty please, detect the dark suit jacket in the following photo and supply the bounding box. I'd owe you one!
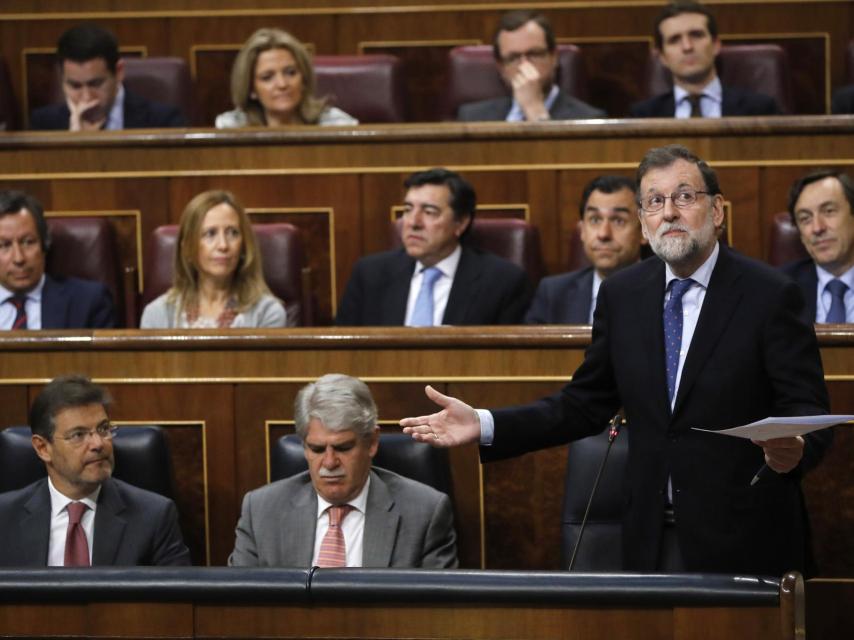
[486,244,831,575]
[0,477,191,566]
[525,267,594,324]
[781,258,819,321]
[336,245,531,326]
[831,84,854,114]
[41,275,116,329]
[629,86,781,117]
[29,89,187,130]
[229,468,458,568]
[458,90,606,121]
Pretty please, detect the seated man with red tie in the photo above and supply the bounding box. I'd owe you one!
[0,375,191,566]
[629,1,780,118]
[229,373,458,568]
[335,168,531,326]
[0,190,115,330]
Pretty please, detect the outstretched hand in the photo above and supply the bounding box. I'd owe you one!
[400,385,481,448]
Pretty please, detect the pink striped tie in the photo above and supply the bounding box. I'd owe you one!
[64,502,90,567]
[316,504,353,567]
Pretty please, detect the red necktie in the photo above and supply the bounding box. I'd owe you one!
[7,294,27,329]
[64,502,90,567]
[316,504,353,567]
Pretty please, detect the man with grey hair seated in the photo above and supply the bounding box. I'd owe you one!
[229,373,458,568]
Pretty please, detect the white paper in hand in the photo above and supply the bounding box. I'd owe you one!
[692,415,853,440]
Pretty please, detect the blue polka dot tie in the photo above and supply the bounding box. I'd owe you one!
[410,266,442,327]
[664,279,694,404]
[825,279,848,323]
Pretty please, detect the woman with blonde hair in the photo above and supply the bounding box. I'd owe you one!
[141,190,286,328]
[215,28,357,127]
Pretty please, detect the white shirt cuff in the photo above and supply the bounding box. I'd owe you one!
[476,408,494,445]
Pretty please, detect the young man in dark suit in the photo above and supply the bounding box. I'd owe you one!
[0,375,190,566]
[403,145,832,577]
[630,1,780,118]
[336,168,531,326]
[526,175,646,323]
[29,24,186,131]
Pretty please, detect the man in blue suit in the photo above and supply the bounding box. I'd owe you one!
[0,191,115,330]
[630,1,780,118]
[526,175,646,323]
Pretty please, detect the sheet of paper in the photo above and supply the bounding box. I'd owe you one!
[692,415,854,440]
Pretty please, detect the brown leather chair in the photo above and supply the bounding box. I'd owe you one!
[391,217,545,284]
[643,44,793,114]
[767,211,809,266]
[442,44,590,120]
[45,216,134,327]
[141,223,310,326]
[42,56,192,122]
[314,54,406,123]
[0,57,18,131]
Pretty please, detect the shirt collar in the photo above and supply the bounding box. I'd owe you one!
[815,262,854,292]
[104,83,125,131]
[664,241,720,290]
[673,76,722,105]
[417,243,462,281]
[47,475,101,517]
[315,473,371,519]
[507,84,560,121]
[0,273,45,303]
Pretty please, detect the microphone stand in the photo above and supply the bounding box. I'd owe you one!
[568,414,623,572]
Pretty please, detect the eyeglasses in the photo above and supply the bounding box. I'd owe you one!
[57,424,118,447]
[639,188,709,214]
[500,48,551,66]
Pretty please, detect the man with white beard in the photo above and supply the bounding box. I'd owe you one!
[402,144,832,576]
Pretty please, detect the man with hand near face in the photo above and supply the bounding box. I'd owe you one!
[336,168,531,326]
[458,10,605,122]
[630,1,780,118]
[30,24,186,131]
[0,375,191,566]
[229,374,458,568]
[783,170,854,323]
[526,175,646,323]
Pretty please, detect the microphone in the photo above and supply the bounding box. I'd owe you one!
[568,413,623,572]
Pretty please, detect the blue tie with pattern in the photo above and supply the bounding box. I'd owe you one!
[663,279,694,404]
[411,267,442,326]
[825,279,848,323]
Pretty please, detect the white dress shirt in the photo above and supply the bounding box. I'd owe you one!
[312,476,370,567]
[673,76,723,119]
[0,275,45,330]
[507,84,560,122]
[404,245,462,326]
[47,477,100,566]
[589,270,604,324]
[815,264,854,323]
[104,84,125,130]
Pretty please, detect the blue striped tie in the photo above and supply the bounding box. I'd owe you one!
[663,279,694,403]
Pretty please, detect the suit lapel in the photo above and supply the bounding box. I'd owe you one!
[673,246,743,419]
[568,269,595,324]
[20,480,51,565]
[636,260,671,422]
[362,471,399,567]
[279,479,317,567]
[385,251,416,325]
[721,88,739,117]
[443,247,478,325]
[40,276,68,330]
[92,479,127,565]
[797,262,818,321]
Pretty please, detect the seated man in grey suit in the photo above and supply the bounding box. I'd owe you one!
[782,169,854,323]
[458,10,605,122]
[230,374,458,568]
[526,175,646,323]
[0,375,191,566]
[630,1,780,118]
[0,190,115,329]
[336,168,531,326]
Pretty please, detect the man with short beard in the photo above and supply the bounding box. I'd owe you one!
[402,144,832,576]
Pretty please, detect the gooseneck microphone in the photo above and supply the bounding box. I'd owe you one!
[568,414,623,572]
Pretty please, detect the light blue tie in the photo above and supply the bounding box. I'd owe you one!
[663,279,694,404]
[410,267,442,327]
[825,279,849,323]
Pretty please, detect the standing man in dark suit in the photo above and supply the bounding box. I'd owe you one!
[526,175,646,323]
[403,145,832,576]
[458,10,605,122]
[336,168,531,326]
[230,374,457,568]
[630,1,780,118]
[29,24,186,131]
[0,191,115,330]
[0,375,191,566]
[782,169,854,323]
